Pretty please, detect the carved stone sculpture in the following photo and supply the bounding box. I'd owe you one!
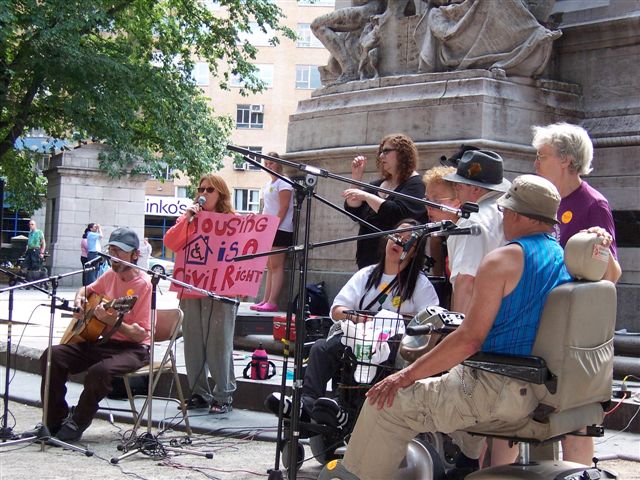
[414,0,561,76]
[311,0,387,84]
[312,0,561,85]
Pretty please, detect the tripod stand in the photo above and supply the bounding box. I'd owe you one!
[228,146,478,479]
[95,251,237,464]
[0,267,97,456]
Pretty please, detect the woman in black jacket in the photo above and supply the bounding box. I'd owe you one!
[343,133,428,268]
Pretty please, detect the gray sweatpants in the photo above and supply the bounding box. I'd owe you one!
[180,296,238,405]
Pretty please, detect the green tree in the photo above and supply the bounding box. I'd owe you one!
[0,0,295,211]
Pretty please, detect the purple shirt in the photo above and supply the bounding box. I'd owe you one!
[555,181,617,259]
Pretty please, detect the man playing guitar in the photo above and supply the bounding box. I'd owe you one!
[40,227,152,442]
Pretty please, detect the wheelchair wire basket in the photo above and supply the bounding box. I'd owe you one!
[336,310,409,402]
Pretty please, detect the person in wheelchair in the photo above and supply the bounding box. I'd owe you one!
[332,175,573,480]
[266,218,439,428]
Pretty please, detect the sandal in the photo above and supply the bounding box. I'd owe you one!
[249,302,265,311]
[209,401,233,415]
[255,302,279,312]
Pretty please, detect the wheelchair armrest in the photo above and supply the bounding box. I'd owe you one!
[463,352,557,393]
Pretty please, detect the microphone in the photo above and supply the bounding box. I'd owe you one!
[188,196,206,224]
[84,255,104,268]
[430,225,481,237]
[400,231,421,261]
[386,235,404,247]
[57,299,81,314]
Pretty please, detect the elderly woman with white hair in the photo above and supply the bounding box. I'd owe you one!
[531,122,620,283]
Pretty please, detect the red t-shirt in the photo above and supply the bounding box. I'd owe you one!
[87,269,152,345]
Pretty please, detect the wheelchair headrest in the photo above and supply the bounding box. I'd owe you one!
[564,232,610,281]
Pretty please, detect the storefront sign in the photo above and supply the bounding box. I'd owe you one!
[145,196,192,217]
[171,212,279,297]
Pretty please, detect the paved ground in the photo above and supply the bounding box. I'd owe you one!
[0,402,324,480]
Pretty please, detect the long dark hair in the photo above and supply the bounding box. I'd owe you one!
[83,223,95,239]
[364,218,427,303]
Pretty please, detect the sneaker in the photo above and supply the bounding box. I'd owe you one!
[312,397,349,428]
[182,394,209,410]
[55,418,85,442]
[264,392,295,417]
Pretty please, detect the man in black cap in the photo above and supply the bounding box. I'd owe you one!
[443,150,511,314]
[39,227,152,442]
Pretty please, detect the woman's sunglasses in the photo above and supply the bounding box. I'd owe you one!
[197,187,216,193]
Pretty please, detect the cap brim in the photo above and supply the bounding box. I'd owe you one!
[106,241,136,252]
[497,194,559,225]
[444,173,511,193]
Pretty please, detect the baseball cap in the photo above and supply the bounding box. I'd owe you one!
[106,227,140,252]
[497,174,561,225]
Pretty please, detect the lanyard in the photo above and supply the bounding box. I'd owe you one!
[359,276,399,312]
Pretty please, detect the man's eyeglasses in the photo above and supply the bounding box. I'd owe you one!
[379,148,397,156]
[197,187,216,194]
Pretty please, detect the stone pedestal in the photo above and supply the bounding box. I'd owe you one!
[44,144,149,286]
[284,70,582,298]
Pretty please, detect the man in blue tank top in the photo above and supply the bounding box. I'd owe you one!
[332,175,572,480]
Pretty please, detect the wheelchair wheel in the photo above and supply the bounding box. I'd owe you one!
[318,437,445,480]
[419,432,458,471]
[280,439,305,473]
[309,434,342,465]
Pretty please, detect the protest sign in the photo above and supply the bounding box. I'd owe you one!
[171,212,279,297]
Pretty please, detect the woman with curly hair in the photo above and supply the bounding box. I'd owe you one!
[164,173,238,415]
[344,133,428,268]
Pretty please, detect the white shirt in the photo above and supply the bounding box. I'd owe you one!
[447,190,505,282]
[262,178,294,233]
[331,265,440,319]
[138,241,153,270]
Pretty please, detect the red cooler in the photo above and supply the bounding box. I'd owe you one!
[273,315,296,341]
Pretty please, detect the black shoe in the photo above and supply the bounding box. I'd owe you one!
[182,394,208,410]
[312,397,349,428]
[55,418,85,442]
[264,392,294,417]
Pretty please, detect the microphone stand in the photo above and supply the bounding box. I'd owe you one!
[94,252,234,464]
[227,146,476,479]
[0,267,99,456]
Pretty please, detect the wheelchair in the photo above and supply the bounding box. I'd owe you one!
[275,311,448,479]
[319,231,619,479]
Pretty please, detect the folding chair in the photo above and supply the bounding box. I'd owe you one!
[116,308,191,435]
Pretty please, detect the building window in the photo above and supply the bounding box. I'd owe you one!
[298,0,335,6]
[154,164,175,180]
[144,216,178,260]
[175,186,189,198]
[234,146,263,170]
[295,65,322,89]
[236,104,264,129]
[192,61,210,86]
[296,23,323,48]
[234,188,261,213]
[230,64,274,88]
[238,22,275,47]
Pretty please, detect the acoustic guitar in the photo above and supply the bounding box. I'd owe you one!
[60,294,138,345]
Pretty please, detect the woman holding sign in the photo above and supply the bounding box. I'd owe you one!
[250,152,295,312]
[164,174,238,414]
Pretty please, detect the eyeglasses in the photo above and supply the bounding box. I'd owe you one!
[426,197,455,204]
[379,148,397,156]
[197,187,216,194]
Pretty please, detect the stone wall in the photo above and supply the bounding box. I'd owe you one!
[44,144,149,286]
